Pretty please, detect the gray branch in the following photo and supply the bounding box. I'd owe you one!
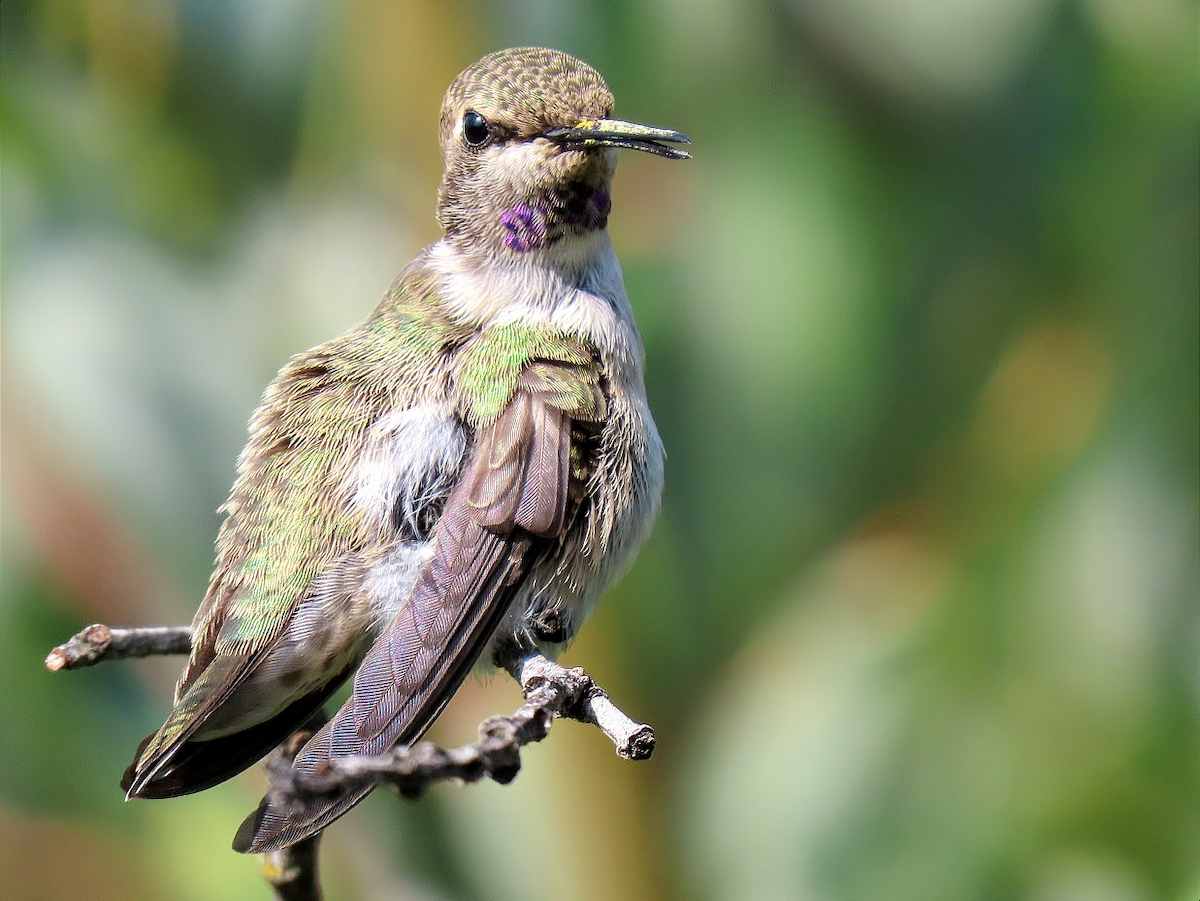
[509,654,655,760]
[44,624,193,671]
[45,623,655,901]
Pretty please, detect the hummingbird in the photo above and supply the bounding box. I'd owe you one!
[120,47,689,853]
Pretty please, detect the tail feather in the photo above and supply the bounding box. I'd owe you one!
[124,654,250,797]
[121,664,352,799]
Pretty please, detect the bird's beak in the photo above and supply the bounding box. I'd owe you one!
[545,118,691,160]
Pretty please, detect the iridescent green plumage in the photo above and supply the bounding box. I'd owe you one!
[456,321,601,423]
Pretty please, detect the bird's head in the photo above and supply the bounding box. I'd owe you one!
[436,48,689,259]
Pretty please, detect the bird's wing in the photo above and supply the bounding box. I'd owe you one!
[124,336,414,798]
[235,358,606,854]
[123,267,472,799]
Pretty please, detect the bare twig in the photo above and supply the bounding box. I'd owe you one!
[508,653,655,760]
[45,624,655,901]
[261,719,328,901]
[44,623,192,671]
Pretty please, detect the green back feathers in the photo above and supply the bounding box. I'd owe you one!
[210,280,467,655]
[135,277,466,779]
[455,321,604,425]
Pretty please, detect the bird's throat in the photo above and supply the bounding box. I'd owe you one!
[499,181,613,254]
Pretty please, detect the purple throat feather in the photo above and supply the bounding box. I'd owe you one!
[500,186,612,253]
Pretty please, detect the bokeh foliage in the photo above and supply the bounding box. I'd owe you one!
[2,2,1196,900]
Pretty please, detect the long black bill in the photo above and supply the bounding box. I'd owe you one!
[545,118,691,160]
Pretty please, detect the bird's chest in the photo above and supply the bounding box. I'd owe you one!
[521,380,663,633]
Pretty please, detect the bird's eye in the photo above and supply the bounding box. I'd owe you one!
[462,111,490,147]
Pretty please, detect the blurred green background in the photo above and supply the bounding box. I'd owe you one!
[2,1,1196,900]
